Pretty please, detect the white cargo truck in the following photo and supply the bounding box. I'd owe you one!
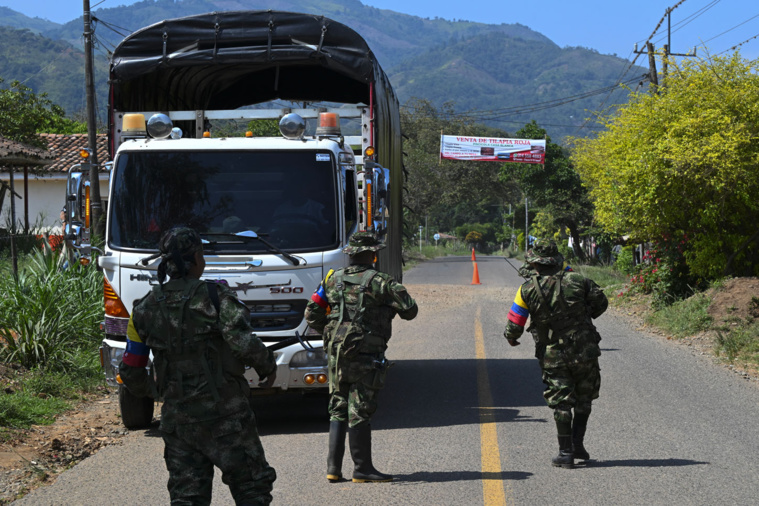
[66,11,405,428]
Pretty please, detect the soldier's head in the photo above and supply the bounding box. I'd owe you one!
[525,238,564,269]
[344,231,385,265]
[156,226,204,283]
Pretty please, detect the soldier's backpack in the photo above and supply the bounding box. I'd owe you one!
[528,271,591,346]
[148,279,242,406]
[330,269,378,359]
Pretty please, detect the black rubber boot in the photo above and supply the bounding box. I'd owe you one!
[551,435,575,469]
[327,420,348,482]
[348,424,393,483]
[572,412,590,461]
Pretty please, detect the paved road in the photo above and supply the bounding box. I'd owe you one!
[18,257,759,505]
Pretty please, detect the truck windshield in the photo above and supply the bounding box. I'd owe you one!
[109,150,338,253]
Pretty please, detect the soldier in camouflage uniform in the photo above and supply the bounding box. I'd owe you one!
[119,226,277,505]
[503,238,608,469]
[304,231,418,483]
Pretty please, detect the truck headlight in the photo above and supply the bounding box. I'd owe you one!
[109,347,125,371]
[290,349,328,367]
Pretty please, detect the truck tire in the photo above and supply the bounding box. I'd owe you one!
[118,385,154,429]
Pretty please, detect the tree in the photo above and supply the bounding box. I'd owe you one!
[401,98,521,239]
[500,120,593,261]
[0,78,86,146]
[571,54,759,278]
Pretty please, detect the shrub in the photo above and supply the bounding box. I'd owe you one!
[615,246,635,275]
[0,240,103,371]
[620,235,706,308]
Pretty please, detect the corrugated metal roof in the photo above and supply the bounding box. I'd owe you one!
[0,135,54,166]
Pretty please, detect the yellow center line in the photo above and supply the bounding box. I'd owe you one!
[475,306,512,506]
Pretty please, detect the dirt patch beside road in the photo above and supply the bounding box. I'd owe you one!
[0,389,128,504]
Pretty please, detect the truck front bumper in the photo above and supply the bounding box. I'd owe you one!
[99,338,329,391]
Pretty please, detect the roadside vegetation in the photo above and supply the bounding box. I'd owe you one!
[0,240,104,440]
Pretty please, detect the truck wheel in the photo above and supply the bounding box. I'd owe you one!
[118,385,154,429]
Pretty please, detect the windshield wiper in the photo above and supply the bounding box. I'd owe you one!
[203,231,301,266]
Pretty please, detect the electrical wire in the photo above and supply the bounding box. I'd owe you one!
[716,32,759,55]
[700,12,759,45]
[415,74,644,121]
[652,0,721,46]
[577,0,688,135]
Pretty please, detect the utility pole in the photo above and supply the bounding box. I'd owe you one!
[633,6,697,92]
[83,0,104,237]
[662,6,697,84]
[634,42,659,93]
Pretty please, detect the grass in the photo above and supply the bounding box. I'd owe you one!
[572,264,628,292]
[0,241,105,433]
[715,326,759,365]
[647,292,713,338]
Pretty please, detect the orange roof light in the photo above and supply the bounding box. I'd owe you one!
[79,148,91,160]
[203,131,211,138]
[316,112,341,136]
[364,146,375,157]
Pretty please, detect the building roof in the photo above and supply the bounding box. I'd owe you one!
[37,133,109,173]
[0,135,54,167]
[1,133,109,174]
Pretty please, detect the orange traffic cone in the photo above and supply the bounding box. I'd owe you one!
[471,248,476,262]
[471,261,481,285]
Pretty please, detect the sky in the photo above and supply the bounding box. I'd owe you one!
[1,0,758,60]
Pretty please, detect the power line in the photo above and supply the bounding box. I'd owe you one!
[717,31,759,55]
[652,0,721,46]
[416,74,644,121]
[577,0,689,135]
[701,12,759,46]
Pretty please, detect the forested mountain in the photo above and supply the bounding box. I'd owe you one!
[0,0,645,141]
[0,7,60,33]
[0,26,109,118]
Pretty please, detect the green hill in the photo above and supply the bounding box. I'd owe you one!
[0,26,109,118]
[0,7,60,33]
[391,31,642,139]
[0,0,645,141]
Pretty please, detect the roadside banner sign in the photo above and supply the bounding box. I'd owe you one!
[440,135,546,164]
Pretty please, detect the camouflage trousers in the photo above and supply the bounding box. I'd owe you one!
[328,353,387,428]
[161,407,276,506]
[541,358,601,414]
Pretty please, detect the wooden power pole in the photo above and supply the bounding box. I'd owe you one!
[83,0,104,237]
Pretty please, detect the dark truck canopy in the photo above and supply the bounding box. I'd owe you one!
[109,10,403,279]
[110,10,395,114]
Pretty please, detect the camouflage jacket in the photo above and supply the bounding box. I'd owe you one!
[504,265,608,368]
[304,265,418,355]
[119,278,276,428]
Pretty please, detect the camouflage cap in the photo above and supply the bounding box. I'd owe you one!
[343,231,386,256]
[158,226,203,278]
[525,238,564,266]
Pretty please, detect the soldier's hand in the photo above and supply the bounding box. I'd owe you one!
[258,370,277,388]
[507,338,520,347]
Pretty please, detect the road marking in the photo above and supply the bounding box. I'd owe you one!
[475,306,511,506]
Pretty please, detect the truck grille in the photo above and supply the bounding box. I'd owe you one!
[245,299,307,332]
